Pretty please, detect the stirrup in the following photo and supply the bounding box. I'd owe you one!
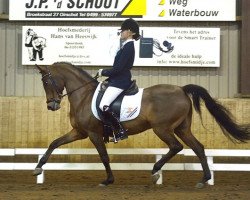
[110,137,118,143]
[110,131,118,143]
[110,130,128,143]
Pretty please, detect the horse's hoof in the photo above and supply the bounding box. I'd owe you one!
[98,183,107,187]
[195,182,205,189]
[151,172,160,184]
[33,168,43,176]
[99,178,114,187]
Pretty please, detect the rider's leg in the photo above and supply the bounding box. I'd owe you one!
[103,105,128,141]
[99,87,128,141]
[99,86,123,111]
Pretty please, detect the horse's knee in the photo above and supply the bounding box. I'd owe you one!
[170,144,183,153]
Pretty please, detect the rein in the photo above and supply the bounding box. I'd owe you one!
[60,84,86,98]
[42,66,97,101]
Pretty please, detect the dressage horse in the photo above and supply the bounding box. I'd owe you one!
[34,62,250,188]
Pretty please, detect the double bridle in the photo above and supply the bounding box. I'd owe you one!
[41,66,95,104]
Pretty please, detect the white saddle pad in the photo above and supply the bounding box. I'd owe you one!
[91,83,144,122]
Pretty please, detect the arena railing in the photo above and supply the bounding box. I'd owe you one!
[0,148,249,185]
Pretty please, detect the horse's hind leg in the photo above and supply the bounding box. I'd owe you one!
[152,127,184,183]
[33,129,86,176]
[175,122,211,188]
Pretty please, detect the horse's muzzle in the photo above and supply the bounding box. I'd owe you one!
[47,99,61,111]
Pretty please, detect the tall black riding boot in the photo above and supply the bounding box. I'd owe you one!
[103,106,128,142]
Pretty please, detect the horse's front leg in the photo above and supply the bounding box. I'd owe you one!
[33,129,86,176]
[88,131,114,186]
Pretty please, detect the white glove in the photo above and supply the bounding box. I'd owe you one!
[98,69,103,77]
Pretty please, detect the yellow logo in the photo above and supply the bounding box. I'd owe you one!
[159,0,166,17]
[122,0,147,16]
[159,0,165,5]
[159,10,165,17]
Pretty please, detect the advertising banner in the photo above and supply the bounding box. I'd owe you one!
[22,26,220,67]
[11,0,236,21]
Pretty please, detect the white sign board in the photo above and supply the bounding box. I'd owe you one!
[11,0,236,21]
[22,26,220,67]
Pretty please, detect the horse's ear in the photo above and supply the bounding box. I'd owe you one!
[35,64,44,73]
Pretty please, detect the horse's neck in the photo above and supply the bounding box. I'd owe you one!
[62,66,97,107]
[65,74,93,93]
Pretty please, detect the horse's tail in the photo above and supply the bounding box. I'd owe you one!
[182,84,250,143]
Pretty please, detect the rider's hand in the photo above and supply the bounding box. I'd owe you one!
[98,69,103,77]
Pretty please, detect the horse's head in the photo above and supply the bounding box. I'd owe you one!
[36,64,65,111]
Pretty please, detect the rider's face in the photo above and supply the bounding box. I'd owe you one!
[119,30,134,40]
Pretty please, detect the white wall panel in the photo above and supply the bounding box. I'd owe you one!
[0,22,6,96]
[0,21,241,98]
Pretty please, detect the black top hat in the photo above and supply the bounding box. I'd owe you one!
[120,18,141,40]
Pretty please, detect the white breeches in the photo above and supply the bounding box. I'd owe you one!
[99,86,124,111]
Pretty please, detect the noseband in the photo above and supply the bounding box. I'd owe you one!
[41,67,63,104]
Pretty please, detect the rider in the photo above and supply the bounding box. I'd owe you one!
[98,18,141,142]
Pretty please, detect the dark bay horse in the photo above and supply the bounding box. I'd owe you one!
[34,62,250,188]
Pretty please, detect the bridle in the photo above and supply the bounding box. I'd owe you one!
[41,67,62,104]
[41,66,94,104]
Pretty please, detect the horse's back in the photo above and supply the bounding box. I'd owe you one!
[141,84,192,128]
[143,84,188,101]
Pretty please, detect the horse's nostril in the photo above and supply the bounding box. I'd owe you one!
[47,101,60,111]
